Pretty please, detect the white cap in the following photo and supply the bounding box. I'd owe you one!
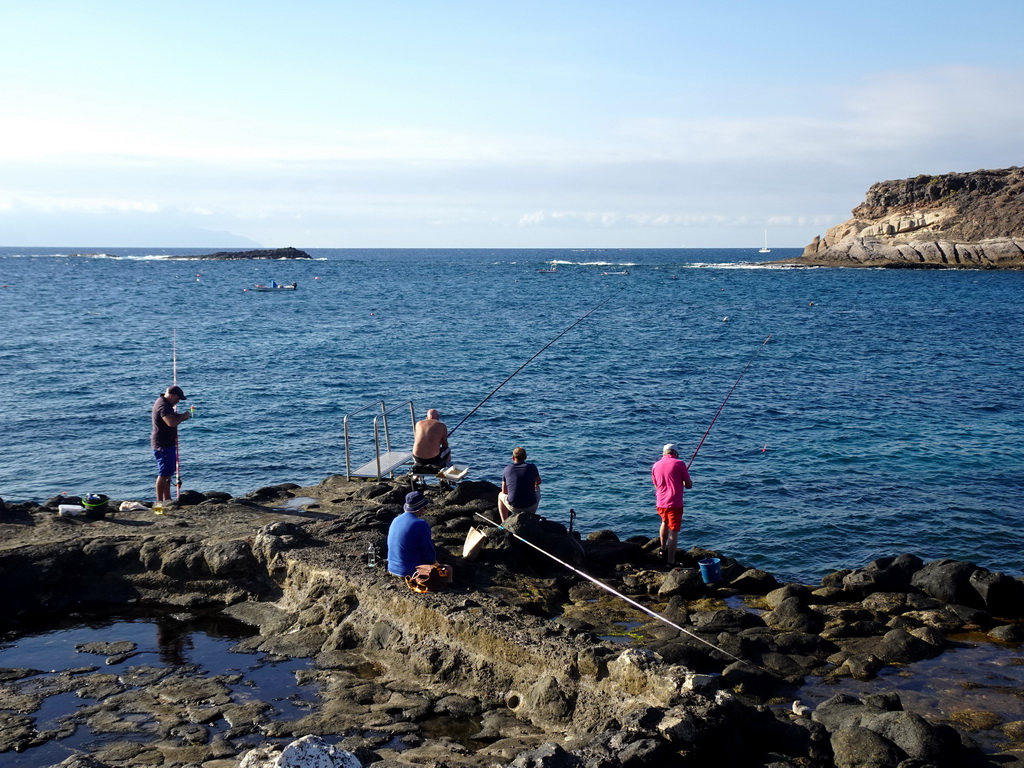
[663,443,677,455]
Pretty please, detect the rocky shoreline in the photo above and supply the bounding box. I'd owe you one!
[1,477,1022,768]
[776,166,1024,269]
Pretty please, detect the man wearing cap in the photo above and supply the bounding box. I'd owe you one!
[387,491,440,577]
[151,385,192,505]
[412,408,451,470]
[651,443,693,568]
[497,446,542,521]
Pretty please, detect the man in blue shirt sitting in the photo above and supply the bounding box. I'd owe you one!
[387,491,439,577]
[497,446,542,522]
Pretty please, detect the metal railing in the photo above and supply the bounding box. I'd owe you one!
[343,400,416,480]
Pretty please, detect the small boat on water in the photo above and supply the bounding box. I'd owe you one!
[759,230,771,254]
[537,261,559,273]
[252,281,297,292]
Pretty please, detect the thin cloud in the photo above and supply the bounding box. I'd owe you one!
[1,64,1020,247]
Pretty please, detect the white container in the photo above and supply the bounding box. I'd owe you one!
[58,504,85,517]
[462,526,486,559]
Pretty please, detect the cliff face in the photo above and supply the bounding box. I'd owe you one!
[788,166,1024,268]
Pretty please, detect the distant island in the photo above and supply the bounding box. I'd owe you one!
[775,166,1024,269]
[170,246,312,260]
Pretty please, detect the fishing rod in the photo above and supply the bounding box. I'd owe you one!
[688,334,772,469]
[448,287,624,438]
[173,329,182,499]
[474,513,741,662]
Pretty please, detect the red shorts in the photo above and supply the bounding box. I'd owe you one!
[657,507,683,532]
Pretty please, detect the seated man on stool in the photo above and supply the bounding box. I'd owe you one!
[387,491,449,579]
[497,446,542,521]
[412,408,451,472]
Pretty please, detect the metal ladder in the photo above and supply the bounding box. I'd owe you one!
[343,400,416,480]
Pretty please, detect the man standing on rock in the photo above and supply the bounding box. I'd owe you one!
[651,443,692,568]
[412,409,451,470]
[151,385,191,505]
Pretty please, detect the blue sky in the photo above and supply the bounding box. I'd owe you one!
[2,1,1022,248]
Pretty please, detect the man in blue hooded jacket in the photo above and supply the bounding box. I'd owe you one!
[387,491,437,577]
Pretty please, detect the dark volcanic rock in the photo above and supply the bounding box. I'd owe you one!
[830,725,906,768]
[910,558,983,606]
[178,247,312,260]
[764,596,825,633]
[507,742,579,768]
[841,554,923,597]
[969,570,1024,618]
[657,567,707,598]
[874,628,942,664]
[814,692,974,768]
[1,478,1019,768]
[730,568,780,594]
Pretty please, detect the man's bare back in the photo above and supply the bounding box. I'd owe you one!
[413,409,450,462]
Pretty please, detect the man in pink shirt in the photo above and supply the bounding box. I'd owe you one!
[651,443,693,568]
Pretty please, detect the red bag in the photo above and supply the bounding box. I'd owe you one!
[406,564,453,593]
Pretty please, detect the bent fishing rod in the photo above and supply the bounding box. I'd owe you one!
[474,513,741,662]
[448,287,625,438]
[688,334,772,469]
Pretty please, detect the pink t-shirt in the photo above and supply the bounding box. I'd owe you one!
[652,454,692,509]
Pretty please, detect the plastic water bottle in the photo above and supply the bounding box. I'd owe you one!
[366,543,377,568]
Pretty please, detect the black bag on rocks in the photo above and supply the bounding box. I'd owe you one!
[82,494,109,519]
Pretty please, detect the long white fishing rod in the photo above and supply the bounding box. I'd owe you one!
[474,513,742,662]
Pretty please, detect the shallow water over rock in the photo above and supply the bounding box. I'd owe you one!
[0,610,317,767]
[798,633,1024,754]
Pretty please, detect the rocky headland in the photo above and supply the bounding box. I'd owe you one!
[777,166,1024,269]
[1,478,1023,768]
[172,247,312,260]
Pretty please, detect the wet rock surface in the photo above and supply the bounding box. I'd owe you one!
[1,476,1022,767]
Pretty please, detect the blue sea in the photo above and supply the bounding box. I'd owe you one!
[1,247,1021,584]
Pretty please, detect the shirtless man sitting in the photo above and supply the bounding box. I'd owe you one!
[412,409,451,470]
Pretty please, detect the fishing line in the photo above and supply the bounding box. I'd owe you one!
[688,334,772,469]
[448,287,625,438]
[474,513,742,662]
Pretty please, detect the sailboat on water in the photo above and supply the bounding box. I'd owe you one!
[759,231,771,254]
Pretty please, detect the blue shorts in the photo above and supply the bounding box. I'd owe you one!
[153,446,177,477]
